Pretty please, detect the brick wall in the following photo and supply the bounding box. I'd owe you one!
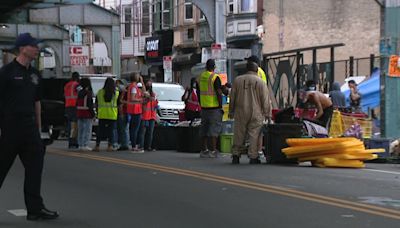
[263,0,381,63]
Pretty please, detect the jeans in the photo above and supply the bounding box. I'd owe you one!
[77,118,93,147]
[129,114,142,148]
[65,107,78,147]
[117,114,130,148]
[96,119,117,145]
[139,120,155,149]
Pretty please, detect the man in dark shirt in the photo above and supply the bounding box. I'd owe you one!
[0,33,59,221]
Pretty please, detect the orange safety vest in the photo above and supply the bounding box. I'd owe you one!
[126,83,142,114]
[64,81,79,107]
[185,89,201,112]
[142,97,158,121]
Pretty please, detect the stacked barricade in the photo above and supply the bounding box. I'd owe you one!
[329,111,372,139]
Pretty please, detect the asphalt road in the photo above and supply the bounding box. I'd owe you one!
[1,140,399,227]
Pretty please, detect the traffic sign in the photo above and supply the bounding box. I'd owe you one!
[163,56,172,71]
[211,43,222,59]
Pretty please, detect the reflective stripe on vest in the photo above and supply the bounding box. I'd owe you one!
[64,81,79,107]
[126,83,142,114]
[97,89,119,120]
[77,95,89,110]
[199,71,219,108]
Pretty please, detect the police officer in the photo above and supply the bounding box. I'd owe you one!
[0,33,59,220]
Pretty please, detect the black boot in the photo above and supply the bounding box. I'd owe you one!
[232,155,240,164]
[27,208,59,220]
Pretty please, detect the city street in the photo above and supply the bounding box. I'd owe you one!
[0,140,399,227]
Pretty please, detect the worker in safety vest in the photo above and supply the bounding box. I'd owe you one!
[93,77,119,152]
[126,73,145,152]
[198,59,223,158]
[182,77,201,121]
[64,72,80,149]
[139,80,158,151]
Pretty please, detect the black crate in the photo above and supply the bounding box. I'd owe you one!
[152,126,177,150]
[264,123,304,163]
[175,126,202,152]
[364,138,392,158]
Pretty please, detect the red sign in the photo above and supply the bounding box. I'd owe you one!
[69,45,89,66]
[70,56,89,66]
[70,46,83,55]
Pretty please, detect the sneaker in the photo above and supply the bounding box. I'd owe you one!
[131,148,145,153]
[199,150,210,158]
[209,151,219,158]
[249,158,262,164]
[81,146,92,151]
[146,148,156,152]
[232,155,240,164]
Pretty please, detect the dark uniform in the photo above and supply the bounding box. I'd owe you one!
[0,59,45,213]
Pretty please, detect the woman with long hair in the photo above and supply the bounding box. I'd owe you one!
[76,78,95,151]
[94,77,119,152]
[139,80,158,151]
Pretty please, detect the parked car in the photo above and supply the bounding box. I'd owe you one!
[152,83,185,122]
[40,78,68,140]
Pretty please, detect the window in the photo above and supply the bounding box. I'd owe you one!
[142,1,150,35]
[162,0,170,29]
[184,0,193,20]
[227,0,234,14]
[133,1,139,36]
[174,0,178,26]
[123,6,132,38]
[187,28,194,40]
[240,0,255,13]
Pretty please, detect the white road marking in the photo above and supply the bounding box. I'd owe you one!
[8,209,27,216]
[364,169,400,175]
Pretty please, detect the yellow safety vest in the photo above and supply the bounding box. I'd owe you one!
[199,71,220,108]
[97,89,119,120]
[258,67,267,84]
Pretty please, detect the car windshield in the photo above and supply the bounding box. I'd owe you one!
[91,80,105,96]
[153,85,185,101]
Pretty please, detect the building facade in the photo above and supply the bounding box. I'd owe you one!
[172,0,212,87]
[262,0,381,63]
[119,0,153,79]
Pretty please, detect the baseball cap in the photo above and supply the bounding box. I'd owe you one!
[14,33,43,48]
[245,55,260,65]
[137,82,143,88]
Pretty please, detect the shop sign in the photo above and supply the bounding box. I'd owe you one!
[145,37,162,62]
[69,45,89,66]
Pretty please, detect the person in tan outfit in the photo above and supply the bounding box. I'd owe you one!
[229,61,270,164]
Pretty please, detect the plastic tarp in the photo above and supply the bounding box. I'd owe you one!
[342,68,380,112]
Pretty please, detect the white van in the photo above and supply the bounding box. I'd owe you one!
[152,83,185,122]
